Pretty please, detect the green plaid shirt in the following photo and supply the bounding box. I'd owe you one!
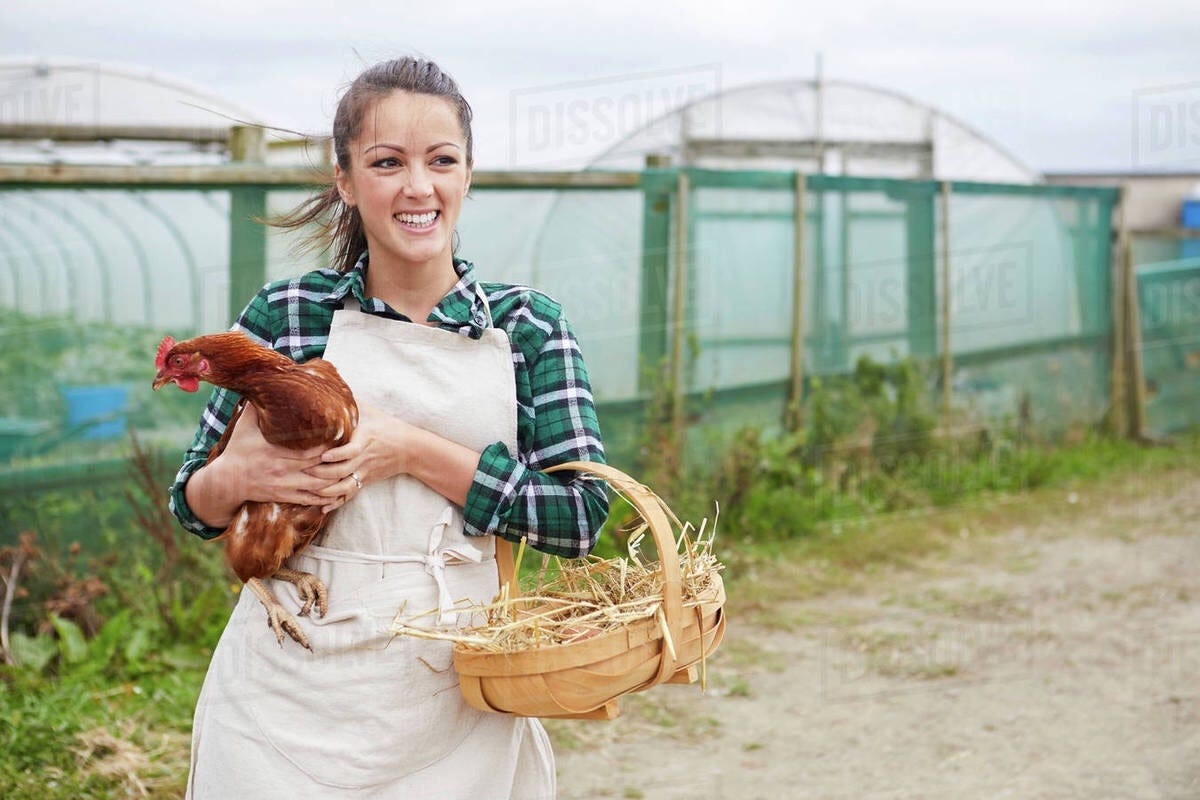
[168,254,608,558]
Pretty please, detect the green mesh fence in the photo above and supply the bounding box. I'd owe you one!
[1134,238,1200,438]
[0,168,1126,494]
[655,170,1118,450]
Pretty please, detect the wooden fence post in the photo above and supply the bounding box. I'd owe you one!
[1124,219,1149,440]
[1109,187,1129,437]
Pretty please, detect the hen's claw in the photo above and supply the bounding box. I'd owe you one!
[245,576,313,651]
[265,601,313,651]
[273,567,328,618]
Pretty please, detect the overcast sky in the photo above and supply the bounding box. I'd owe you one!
[2,0,1197,174]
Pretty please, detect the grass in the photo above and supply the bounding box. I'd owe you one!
[720,443,1200,632]
[0,666,199,798]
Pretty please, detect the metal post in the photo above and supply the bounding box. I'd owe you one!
[939,180,953,426]
[835,176,850,369]
[670,170,690,448]
[900,183,938,359]
[787,172,807,430]
[638,154,673,395]
[227,125,267,324]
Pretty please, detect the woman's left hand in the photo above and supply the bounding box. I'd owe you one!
[307,405,413,512]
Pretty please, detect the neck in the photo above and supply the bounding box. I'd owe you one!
[198,332,292,396]
[364,253,459,323]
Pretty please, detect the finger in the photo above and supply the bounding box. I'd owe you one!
[282,471,336,492]
[320,443,357,463]
[303,462,354,481]
[279,489,329,507]
[280,451,328,470]
[314,474,360,498]
[321,495,349,514]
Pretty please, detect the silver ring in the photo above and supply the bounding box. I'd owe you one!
[350,471,363,489]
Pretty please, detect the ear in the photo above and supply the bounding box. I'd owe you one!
[334,164,356,207]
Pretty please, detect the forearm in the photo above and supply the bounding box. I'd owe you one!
[182,458,243,530]
[314,409,478,508]
[320,413,605,555]
[401,426,478,508]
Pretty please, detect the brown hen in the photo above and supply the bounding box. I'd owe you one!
[153,332,359,650]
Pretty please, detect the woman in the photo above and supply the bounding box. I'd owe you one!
[168,57,608,799]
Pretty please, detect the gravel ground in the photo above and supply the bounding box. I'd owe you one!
[552,475,1200,800]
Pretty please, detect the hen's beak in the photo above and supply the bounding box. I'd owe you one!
[152,372,170,390]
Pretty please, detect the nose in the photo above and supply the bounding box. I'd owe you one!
[404,163,434,197]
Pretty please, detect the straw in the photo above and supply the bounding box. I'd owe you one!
[391,503,723,654]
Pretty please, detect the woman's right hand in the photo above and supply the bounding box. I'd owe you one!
[186,404,332,528]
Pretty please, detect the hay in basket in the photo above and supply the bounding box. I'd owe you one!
[390,461,727,720]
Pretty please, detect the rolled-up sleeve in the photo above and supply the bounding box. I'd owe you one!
[462,314,608,557]
[167,385,242,539]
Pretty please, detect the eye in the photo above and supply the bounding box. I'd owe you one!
[372,157,401,169]
[432,155,458,167]
[170,354,186,368]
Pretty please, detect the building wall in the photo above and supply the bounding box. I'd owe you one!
[1045,172,1200,231]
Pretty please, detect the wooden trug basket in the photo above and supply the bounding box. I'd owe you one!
[453,461,727,720]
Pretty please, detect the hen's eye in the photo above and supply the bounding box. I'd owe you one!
[170,355,186,367]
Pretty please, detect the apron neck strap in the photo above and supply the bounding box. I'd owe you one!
[337,285,493,328]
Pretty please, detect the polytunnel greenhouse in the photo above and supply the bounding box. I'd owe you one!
[0,60,1175,493]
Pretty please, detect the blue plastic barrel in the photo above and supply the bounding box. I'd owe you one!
[1182,199,1200,229]
[1183,199,1200,260]
[62,384,129,440]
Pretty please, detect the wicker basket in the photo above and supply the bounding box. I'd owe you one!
[453,461,727,720]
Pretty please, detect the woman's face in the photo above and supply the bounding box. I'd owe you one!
[335,90,471,275]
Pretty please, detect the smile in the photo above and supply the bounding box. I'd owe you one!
[395,210,439,229]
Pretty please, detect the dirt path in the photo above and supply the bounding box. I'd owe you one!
[552,476,1200,799]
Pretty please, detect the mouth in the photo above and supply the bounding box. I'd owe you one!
[394,210,440,230]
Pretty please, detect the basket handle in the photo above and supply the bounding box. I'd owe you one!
[493,461,684,681]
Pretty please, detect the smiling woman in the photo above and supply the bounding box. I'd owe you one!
[166,57,608,800]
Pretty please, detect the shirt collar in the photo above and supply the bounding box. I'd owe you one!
[322,251,488,339]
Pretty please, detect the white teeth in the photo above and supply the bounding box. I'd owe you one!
[396,211,438,227]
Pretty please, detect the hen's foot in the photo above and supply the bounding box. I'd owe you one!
[272,567,328,618]
[245,577,312,651]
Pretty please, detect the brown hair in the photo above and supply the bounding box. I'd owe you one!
[273,57,474,273]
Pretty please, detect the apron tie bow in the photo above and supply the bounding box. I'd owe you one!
[424,507,484,626]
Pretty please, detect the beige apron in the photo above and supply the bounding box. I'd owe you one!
[186,294,556,800]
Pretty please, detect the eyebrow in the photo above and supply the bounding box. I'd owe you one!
[362,141,462,155]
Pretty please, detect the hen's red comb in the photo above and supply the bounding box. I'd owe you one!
[156,336,176,371]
